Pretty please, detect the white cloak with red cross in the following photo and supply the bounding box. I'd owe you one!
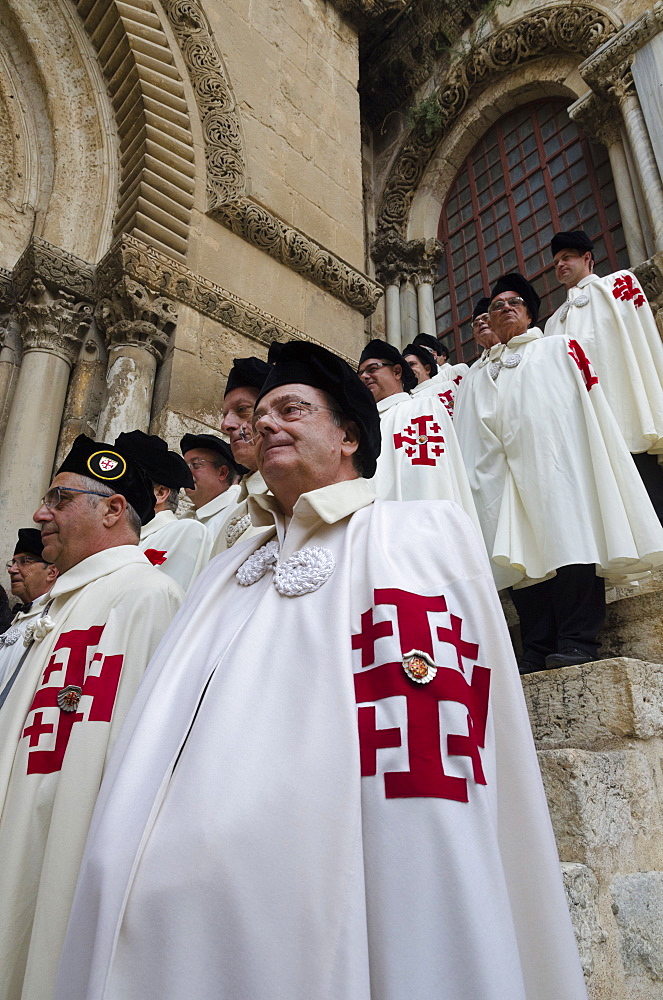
[139,509,210,592]
[454,327,663,591]
[57,481,586,1000]
[545,270,663,454]
[0,546,183,1000]
[410,370,459,418]
[369,392,481,534]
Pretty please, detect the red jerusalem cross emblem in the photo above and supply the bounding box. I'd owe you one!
[393,415,445,466]
[612,273,645,308]
[568,339,598,391]
[99,457,118,472]
[352,589,490,802]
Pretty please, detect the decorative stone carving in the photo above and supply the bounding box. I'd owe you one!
[216,200,382,316]
[95,235,356,362]
[634,252,663,306]
[11,238,95,304]
[568,91,622,147]
[371,230,444,284]
[377,5,618,235]
[579,2,663,95]
[159,0,245,210]
[327,0,408,27]
[95,278,176,364]
[16,279,93,367]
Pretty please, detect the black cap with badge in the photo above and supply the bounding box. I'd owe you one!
[56,434,156,525]
[114,431,194,490]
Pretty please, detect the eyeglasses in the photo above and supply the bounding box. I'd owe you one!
[357,362,394,378]
[5,556,46,570]
[186,459,220,471]
[39,487,110,510]
[251,399,340,435]
[472,314,490,327]
[488,296,526,313]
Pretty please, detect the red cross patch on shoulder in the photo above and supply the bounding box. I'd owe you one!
[568,339,598,391]
[144,549,167,566]
[352,589,490,802]
[612,273,645,308]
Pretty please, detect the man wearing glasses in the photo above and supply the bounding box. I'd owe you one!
[60,341,589,1000]
[180,432,244,548]
[0,434,183,1000]
[0,529,58,695]
[357,339,480,530]
[454,272,663,675]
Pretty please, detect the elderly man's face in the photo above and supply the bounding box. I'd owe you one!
[253,384,358,503]
[488,291,531,344]
[404,354,431,384]
[357,358,404,401]
[7,552,56,604]
[473,312,500,350]
[183,448,231,509]
[221,387,260,473]
[553,249,593,290]
[33,473,113,574]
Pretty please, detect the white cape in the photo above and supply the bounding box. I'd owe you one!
[210,470,271,555]
[369,392,480,533]
[139,510,209,592]
[0,547,183,1000]
[58,482,586,1000]
[545,270,663,453]
[0,594,51,693]
[454,328,663,590]
[410,370,458,417]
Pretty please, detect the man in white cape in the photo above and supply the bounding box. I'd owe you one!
[211,355,272,555]
[403,341,457,417]
[454,272,663,674]
[545,229,663,519]
[0,435,183,1000]
[114,430,209,591]
[358,339,479,530]
[413,332,470,385]
[0,529,58,696]
[180,432,243,548]
[58,341,586,1000]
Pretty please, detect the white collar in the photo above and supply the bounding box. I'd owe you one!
[50,546,150,600]
[377,392,411,413]
[488,327,543,359]
[195,485,241,520]
[141,510,177,537]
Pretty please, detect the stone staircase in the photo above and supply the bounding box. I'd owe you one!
[513,572,663,999]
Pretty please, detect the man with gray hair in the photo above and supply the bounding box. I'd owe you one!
[0,434,183,1000]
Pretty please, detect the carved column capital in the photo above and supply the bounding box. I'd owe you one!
[568,91,622,147]
[371,230,444,285]
[633,253,663,304]
[579,3,663,96]
[16,278,93,366]
[95,277,176,363]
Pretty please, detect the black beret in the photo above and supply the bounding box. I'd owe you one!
[114,431,194,490]
[179,433,245,477]
[412,333,443,357]
[550,230,595,258]
[489,272,541,325]
[358,339,418,392]
[255,340,382,478]
[56,435,156,526]
[14,528,46,560]
[267,341,284,364]
[472,296,491,320]
[225,357,271,396]
[403,342,438,375]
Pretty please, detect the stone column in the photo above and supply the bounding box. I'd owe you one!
[0,278,92,557]
[55,322,108,467]
[0,271,20,442]
[569,92,648,264]
[615,77,663,252]
[384,280,402,348]
[399,275,418,346]
[372,231,443,351]
[415,277,437,338]
[95,276,176,441]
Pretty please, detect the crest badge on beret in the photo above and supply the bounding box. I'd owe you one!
[87,450,127,481]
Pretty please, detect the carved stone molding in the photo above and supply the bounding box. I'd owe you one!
[326,0,408,27]
[12,238,95,304]
[159,0,245,210]
[216,200,382,316]
[17,279,93,366]
[633,252,663,306]
[96,235,356,362]
[371,231,444,284]
[377,4,618,236]
[568,91,622,147]
[95,276,177,364]
[579,2,663,94]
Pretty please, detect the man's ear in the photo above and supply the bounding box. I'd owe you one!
[217,464,230,484]
[45,564,59,584]
[103,493,127,526]
[393,363,403,383]
[153,483,170,505]
[340,421,360,458]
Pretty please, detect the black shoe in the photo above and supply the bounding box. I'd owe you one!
[544,648,596,669]
[518,658,546,676]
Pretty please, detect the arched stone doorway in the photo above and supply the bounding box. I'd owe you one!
[435,99,629,362]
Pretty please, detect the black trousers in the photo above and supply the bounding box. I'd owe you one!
[633,451,663,525]
[509,564,606,668]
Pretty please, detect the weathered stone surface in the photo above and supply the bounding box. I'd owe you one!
[602,589,663,664]
[522,658,663,751]
[612,872,663,985]
[562,862,607,982]
[538,748,661,870]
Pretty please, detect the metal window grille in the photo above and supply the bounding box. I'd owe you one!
[435,100,628,362]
